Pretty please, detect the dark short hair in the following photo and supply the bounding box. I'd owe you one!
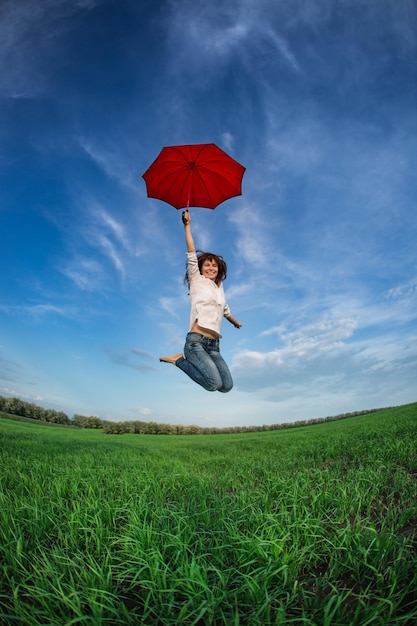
[185,250,227,287]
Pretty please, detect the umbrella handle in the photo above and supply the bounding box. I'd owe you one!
[182,210,189,225]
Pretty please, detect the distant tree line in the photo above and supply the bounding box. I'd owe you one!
[0,395,70,425]
[0,395,101,428]
[0,393,393,435]
[99,407,391,435]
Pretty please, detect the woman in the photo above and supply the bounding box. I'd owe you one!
[160,210,242,392]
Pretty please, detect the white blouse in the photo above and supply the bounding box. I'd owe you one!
[186,251,231,337]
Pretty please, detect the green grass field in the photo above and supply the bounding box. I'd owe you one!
[1,404,416,625]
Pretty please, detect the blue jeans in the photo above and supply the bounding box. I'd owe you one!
[176,332,233,392]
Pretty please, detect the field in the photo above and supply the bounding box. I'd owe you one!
[1,404,416,625]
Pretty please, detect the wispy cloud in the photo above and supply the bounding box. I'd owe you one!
[102,346,155,372]
[387,277,417,304]
[0,303,70,318]
[62,257,106,291]
[95,208,129,249]
[78,136,140,193]
[1,385,44,402]
[220,132,235,153]
[61,203,135,290]
[262,26,301,74]
[227,203,273,269]
[0,350,25,384]
[165,1,302,77]
[235,316,357,370]
[135,406,152,416]
[131,348,154,360]
[232,292,417,409]
[158,293,188,319]
[95,233,125,278]
[0,0,96,98]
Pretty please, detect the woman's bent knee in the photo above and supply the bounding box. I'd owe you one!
[218,380,233,393]
[204,380,222,392]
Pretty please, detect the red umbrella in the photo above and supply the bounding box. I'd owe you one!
[142,143,245,210]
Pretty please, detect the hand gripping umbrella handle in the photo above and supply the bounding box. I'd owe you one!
[182,195,190,224]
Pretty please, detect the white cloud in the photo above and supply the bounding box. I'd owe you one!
[227,203,273,268]
[158,297,183,319]
[102,347,154,372]
[96,209,129,250]
[62,258,105,291]
[78,137,140,193]
[0,303,69,318]
[263,26,301,73]
[60,201,142,291]
[131,348,154,360]
[235,316,357,370]
[387,277,417,304]
[1,386,44,402]
[95,234,125,278]
[136,407,152,416]
[220,132,234,152]
[261,324,287,337]
[164,0,304,80]
[0,351,25,385]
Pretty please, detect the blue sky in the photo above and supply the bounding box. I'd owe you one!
[1,0,416,428]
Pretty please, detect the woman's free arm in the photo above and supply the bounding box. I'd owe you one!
[225,312,242,329]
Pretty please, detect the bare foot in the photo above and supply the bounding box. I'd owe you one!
[159,353,182,365]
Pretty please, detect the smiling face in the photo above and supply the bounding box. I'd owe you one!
[192,252,227,287]
[201,258,219,282]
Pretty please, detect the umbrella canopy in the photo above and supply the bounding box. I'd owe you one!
[142,143,245,210]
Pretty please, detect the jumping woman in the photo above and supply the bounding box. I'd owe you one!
[159,210,242,392]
